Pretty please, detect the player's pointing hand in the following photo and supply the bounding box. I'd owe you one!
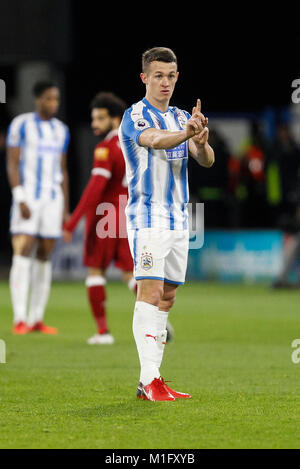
[192,98,201,115]
[192,98,208,128]
[186,98,208,138]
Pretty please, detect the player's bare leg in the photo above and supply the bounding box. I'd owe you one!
[12,234,36,257]
[27,237,57,334]
[10,234,36,334]
[86,267,114,344]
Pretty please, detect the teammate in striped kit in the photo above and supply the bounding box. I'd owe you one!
[119,47,215,401]
[6,81,70,335]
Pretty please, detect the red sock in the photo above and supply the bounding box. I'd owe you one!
[86,282,108,334]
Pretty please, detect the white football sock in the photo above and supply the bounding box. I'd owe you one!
[156,309,169,370]
[132,301,160,386]
[9,255,32,324]
[27,259,52,326]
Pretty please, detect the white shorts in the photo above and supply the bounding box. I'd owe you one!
[128,228,189,285]
[10,192,64,239]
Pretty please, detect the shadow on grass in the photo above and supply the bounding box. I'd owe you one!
[67,398,185,420]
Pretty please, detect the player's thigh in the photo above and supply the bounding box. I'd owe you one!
[164,230,189,285]
[11,234,37,257]
[39,193,64,239]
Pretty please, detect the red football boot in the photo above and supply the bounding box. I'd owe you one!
[28,322,58,335]
[12,321,29,335]
[159,377,192,399]
[137,378,176,401]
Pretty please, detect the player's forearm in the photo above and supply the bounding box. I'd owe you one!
[139,129,189,150]
[6,148,21,189]
[63,192,87,233]
[7,164,21,189]
[190,142,215,168]
[64,176,107,232]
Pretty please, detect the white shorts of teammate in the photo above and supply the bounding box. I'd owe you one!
[128,228,190,285]
[10,192,64,239]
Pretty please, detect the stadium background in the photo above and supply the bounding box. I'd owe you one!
[0,2,299,284]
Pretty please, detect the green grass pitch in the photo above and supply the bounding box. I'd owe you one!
[1,280,300,449]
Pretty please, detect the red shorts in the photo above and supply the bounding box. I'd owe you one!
[83,208,133,271]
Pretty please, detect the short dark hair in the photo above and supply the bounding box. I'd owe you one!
[32,81,58,98]
[90,92,127,117]
[142,47,177,72]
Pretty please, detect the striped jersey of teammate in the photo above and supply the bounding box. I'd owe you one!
[119,98,191,231]
[6,112,70,201]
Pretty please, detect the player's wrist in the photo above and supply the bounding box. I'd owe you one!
[184,128,194,141]
[12,185,26,204]
[194,141,205,150]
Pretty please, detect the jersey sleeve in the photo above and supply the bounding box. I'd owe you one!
[63,143,114,233]
[92,143,114,178]
[6,115,26,148]
[120,108,154,146]
[63,175,108,233]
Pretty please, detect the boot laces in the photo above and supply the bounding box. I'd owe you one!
[153,378,169,393]
[159,376,172,385]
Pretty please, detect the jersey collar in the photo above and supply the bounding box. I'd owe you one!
[34,112,53,123]
[142,97,170,115]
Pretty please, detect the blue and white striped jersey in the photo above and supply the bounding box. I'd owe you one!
[6,112,70,201]
[119,98,190,231]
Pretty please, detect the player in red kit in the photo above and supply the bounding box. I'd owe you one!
[63,92,136,344]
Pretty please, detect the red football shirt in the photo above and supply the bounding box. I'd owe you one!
[63,129,128,233]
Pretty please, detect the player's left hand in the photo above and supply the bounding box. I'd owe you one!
[63,230,72,243]
[192,126,209,146]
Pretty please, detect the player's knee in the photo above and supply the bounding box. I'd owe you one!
[138,283,164,306]
[19,247,32,257]
[16,241,34,257]
[149,288,164,306]
[36,239,56,261]
[167,295,176,310]
[160,293,176,311]
[36,247,50,261]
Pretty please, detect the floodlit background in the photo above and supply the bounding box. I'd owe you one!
[0,2,299,285]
